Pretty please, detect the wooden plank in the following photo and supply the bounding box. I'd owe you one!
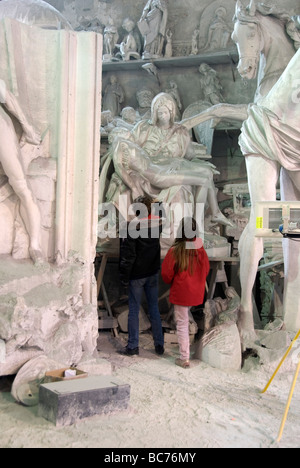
[97,254,108,298]
[101,282,119,337]
[98,317,118,329]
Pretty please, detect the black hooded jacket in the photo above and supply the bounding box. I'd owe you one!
[119,213,165,285]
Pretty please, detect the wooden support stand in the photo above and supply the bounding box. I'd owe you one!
[96,253,119,337]
[207,257,240,299]
[96,254,240,339]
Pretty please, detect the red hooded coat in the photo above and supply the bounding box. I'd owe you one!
[161,242,210,306]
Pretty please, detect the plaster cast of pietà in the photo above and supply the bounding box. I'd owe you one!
[100,93,233,248]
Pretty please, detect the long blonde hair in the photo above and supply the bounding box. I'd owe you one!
[173,218,199,274]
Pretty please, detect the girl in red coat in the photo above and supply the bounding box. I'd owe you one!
[162,218,210,368]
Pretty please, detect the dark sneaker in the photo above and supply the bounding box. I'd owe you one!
[155,344,165,356]
[118,346,139,356]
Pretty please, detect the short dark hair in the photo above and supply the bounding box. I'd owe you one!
[133,195,154,216]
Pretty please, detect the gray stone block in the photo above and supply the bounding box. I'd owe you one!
[38,376,130,426]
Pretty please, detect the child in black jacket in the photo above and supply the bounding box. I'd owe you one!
[119,196,165,356]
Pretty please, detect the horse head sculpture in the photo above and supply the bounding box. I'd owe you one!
[232,0,297,101]
[231,0,263,80]
[231,1,300,343]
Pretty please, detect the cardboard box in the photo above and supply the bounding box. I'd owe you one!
[44,367,88,383]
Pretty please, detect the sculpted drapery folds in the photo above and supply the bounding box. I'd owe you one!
[138,0,168,59]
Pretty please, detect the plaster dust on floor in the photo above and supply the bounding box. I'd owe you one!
[1,332,300,449]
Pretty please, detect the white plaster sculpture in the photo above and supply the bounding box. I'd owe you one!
[138,0,168,59]
[179,1,300,345]
[202,6,232,51]
[197,322,242,371]
[11,355,65,406]
[136,88,155,119]
[116,107,140,130]
[164,80,182,121]
[198,0,235,52]
[0,80,42,264]
[99,92,233,254]
[112,93,231,222]
[0,0,72,30]
[101,107,139,137]
[109,93,217,206]
[76,16,103,34]
[287,15,300,49]
[182,65,225,156]
[102,75,125,118]
[115,18,141,61]
[0,6,102,399]
[198,63,225,106]
[103,17,119,60]
[190,29,200,56]
[182,101,215,156]
[232,1,300,343]
[233,1,298,102]
[100,110,115,136]
[164,29,173,58]
[142,62,160,85]
[187,64,225,155]
[195,288,242,371]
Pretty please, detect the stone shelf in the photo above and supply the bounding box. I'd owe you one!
[102,48,239,72]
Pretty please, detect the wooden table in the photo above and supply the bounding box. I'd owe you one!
[95,253,119,337]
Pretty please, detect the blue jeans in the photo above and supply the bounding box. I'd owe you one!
[128,273,164,350]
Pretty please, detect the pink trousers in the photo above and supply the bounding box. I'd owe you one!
[174,305,190,361]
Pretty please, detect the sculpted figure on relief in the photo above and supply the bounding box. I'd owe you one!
[0,79,42,264]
